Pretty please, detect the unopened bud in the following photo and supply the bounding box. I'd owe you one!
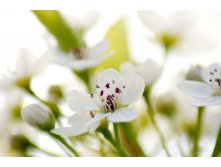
[185,65,203,82]
[22,103,55,131]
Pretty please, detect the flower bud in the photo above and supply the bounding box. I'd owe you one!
[185,65,203,82]
[22,103,55,131]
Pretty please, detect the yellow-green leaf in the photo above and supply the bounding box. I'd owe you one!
[96,18,129,71]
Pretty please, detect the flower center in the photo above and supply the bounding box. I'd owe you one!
[159,33,179,53]
[209,68,221,95]
[71,48,87,60]
[95,80,126,113]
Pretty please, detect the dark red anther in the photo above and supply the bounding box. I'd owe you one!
[100,90,104,96]
[115,88,121,93]
[105,83,110,89]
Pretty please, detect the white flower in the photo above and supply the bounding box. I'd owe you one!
[52,68,145,137]
[48,39,113,71]
[120,59,161,86]
[137,11,212,54]
[178,63,221,107]
[22,103,55,131]
[0,48,48,92]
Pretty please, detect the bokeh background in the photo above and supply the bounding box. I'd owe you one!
[0,10,220,157]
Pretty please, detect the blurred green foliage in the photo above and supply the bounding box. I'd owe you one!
[33,10,81,52]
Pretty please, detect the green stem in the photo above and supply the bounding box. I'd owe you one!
[212,124,221,157]
[144,88,171,157]
[49,133,80,157]
[192,107,204,157]
[113,124,119,146]
[100,128,128,157]
[33,145,62,157]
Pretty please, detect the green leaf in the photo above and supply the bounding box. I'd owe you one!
[96,18,129,71]
[33,10,81,52]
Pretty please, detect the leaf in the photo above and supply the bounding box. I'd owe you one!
[96,18,129,71]
[33,10,81,52]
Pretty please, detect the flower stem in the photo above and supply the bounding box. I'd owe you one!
[100,127,128,157]
[113,124,119,146]
[143,88,171,157]
[32,145,62,157]
[49,133,80,157]
[192,107,204,157]
[211,124,221,157]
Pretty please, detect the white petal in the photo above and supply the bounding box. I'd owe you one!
[120,73,145,105]
[86,113,110,125]
[51,126,88,137]
[107,107,138,123]
[175,32,214,55]
[83,11,100,29]
[177,80,213,98]
[16,48,35,77]
[120,61,137,74]
[192,96,221,107]
[137,59,161,85]
[70,51,113,71]
[67,90,98,112]
[98,68,122,87]
[137,11,167,34]
[88,121,100,133]
[170,11,197,35]
[67,112,91,126]
[201,63,221,83]
[88,39,109,58]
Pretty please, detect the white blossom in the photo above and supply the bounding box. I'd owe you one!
[178,63,221,107]
[0,48,48,92]
[52,68,145,137]
[137,11,212,54]
[48,39,113,71]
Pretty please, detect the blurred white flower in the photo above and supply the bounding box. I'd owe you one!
[65,11,100,34]
[178,63,221,107]
[22,103,55,131]
[137,11,212,54]
[0,48,48,92]
[49,39,113,71]
[52,68,145,137]
[120,59,161,86]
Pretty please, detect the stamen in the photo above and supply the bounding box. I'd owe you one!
[100,90,104,96]
[96,85,100,89]
[210,72,214,75]
[115,88,121,93]
[89,111,95,118]
[90,93,94,98]
[214,69,217,72]
[112,80,115,84]
[123,85,126,89]
[105,83,110,89]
